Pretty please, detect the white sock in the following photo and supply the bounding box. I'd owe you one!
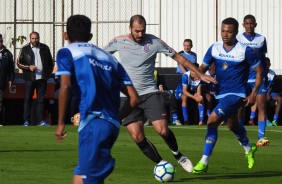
[243,143,251,154]
[172,150,179,155]
[200,155,209,165]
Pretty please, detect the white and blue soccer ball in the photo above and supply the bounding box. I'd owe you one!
[154,160,175,182]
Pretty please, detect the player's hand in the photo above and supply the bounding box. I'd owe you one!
[55,124,67,143]
[199,74,217,84]
[244,92,256,107]
[29,65,37,71]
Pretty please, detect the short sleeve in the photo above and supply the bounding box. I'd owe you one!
[55,48,73,76]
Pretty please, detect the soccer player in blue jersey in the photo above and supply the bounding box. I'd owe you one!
[249,57,281,126]
[105,15,217,173]
[177,39,197,74]
[181,63,205,125]
[54,15,139,184]
[192,17,263,174]
[237,14,269,147]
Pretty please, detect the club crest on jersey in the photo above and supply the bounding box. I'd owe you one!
[143,44,151,53]
[222,62,228,70]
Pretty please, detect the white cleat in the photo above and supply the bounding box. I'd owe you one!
[178,155,193,173]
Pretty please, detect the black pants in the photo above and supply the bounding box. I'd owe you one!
[23,79,47,123]
[0,89,3,124]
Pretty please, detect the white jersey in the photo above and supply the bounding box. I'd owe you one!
[104,34,176,95]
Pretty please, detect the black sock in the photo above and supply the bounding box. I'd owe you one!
[137,137,162,163]
[162,129,182,160]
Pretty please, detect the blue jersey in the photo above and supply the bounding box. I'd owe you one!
[56,42,133,131]
[202,41,260,99]
[176,51,197,74]
[237,33,267,82]
[182,71,201,92]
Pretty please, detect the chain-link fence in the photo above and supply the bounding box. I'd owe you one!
[0,0,144,62]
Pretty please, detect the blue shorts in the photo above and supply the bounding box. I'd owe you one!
[214,95,243,119]
[247,81,267,95]
[270,92,278,98]
[74,118,119,183]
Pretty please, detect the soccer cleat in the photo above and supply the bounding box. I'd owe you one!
[248,119,255,126]
[266,120,273,127]
[192,161,208,174]
[23,121,29,126]
[144,120,150,126]
[177,155,193,173]
[256,137,270,147]
[245,143,257,169]
[38,121,50,126]
[173,120,182,126]
[272,120,277,126]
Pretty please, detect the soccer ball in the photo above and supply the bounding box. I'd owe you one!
[154,160,175,182]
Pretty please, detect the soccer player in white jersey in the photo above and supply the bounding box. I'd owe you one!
[237,14,269,147]
[104,15,216,173]
[55,15,139,184]
[192,17,263,174]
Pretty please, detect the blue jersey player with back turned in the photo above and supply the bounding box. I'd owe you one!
[192,17,263,174]
[54,15,139,184]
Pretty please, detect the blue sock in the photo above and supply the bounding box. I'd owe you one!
[250,111,256,120]
[172,113,178,122]
[239,119,244,125]
[231,123,249,146]
[182,106,188,121]
[207,109,211,117]
[258,121,266,139]
[203,127,218,156]
[273,114,278,121]
[198,104,204,121]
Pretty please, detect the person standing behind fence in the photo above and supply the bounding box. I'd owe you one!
[0,34,15,126]
[17,31,54,126]
[177,39,197,74]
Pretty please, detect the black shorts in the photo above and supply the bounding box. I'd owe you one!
[120,92,166,126]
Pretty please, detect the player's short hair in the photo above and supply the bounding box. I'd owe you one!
[67,14,91,42]
[129,15,146,28]
[0,34,2,38]
[244,14,256,23]
[183,39,193,46]
[222,17,239,32]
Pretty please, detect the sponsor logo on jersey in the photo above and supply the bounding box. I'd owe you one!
[219,53,235,58]
[89,58,112,71]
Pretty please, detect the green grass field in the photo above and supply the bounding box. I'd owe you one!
[0,125,282,184]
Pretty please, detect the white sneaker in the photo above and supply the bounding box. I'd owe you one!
[178,155,193,173]
[173,120,182,126]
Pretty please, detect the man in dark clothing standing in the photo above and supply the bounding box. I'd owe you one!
[17,31,54,126]
[0,34,15,125]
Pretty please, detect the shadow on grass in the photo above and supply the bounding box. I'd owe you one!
[177,171,282,182]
